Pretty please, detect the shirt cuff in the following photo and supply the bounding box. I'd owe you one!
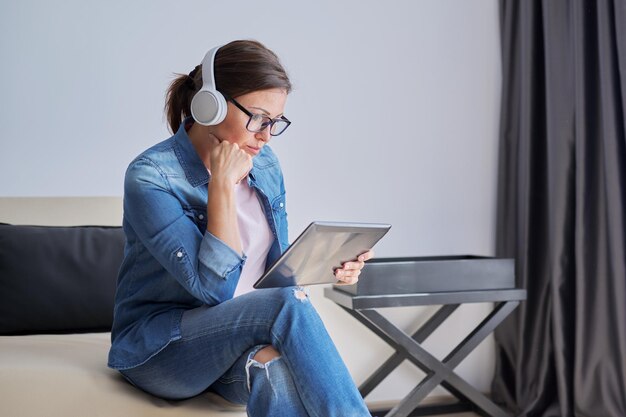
[198,231,246,279]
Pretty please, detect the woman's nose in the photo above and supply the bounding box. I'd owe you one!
[255,126,271,142]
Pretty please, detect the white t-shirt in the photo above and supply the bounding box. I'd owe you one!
[233,179,274,297]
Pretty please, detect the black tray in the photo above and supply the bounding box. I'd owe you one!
[334,255,515,295]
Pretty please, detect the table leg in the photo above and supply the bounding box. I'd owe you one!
[356,301,519,417]
[341,305,459,397]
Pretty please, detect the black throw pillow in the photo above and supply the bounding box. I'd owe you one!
[0,223,124,335]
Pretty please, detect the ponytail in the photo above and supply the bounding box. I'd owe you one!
[164,65,201,133]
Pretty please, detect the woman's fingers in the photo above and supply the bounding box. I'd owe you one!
[334,250,376,285]
[334,269,361,285]
[209,140,252,185]
[358,249,375,262]
[336,266,363,275]
[341,260,365,270]
[334,264,362,285]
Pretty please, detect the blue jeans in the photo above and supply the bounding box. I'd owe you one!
[119,287,370,417]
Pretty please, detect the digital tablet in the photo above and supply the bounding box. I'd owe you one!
[253,221,391,289]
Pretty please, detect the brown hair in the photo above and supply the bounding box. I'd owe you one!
[164,40,292,133]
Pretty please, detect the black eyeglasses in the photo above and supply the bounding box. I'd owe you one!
[227,96,291,136]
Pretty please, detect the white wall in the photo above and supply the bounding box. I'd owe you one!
[0,0,502,404]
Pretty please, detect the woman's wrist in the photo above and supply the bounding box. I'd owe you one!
[208,176,235,192]
[206,177,242,254]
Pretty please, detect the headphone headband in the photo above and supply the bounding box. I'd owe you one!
[200,45,221,92]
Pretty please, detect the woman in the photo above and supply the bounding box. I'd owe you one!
[107,40,373,416]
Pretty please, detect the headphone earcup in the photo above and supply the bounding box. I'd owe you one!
[190,88,227,126]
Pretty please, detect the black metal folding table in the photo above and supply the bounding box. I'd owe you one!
[323,256,526,417]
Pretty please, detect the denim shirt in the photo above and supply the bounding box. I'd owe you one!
[108,120,289,370]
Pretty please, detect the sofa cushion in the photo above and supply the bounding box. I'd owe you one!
[0,333,247,416]
[0,223,124,335]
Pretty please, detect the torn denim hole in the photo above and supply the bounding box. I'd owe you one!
[245,351,282,393]
[292,286,309,301]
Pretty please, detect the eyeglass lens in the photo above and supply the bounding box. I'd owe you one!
[247,114,289,136]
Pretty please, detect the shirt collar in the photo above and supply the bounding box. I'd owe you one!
[172,118,210,187]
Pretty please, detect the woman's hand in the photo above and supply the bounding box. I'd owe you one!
[334,249,375,285]
[207,133,252,186]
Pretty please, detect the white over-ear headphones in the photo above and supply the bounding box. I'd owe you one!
[190,46,227,126]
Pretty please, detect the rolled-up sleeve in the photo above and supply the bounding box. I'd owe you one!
[124,158,245,305]
[198,231,247,278]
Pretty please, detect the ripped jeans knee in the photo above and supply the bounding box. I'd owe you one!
[245,345,302,397]
[244,347,307,416]
[245,346,281,392]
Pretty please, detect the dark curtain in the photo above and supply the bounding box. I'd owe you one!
[492,1,626,416]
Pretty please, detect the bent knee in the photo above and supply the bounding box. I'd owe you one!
[267,286,310,302]
[292,287,308,301]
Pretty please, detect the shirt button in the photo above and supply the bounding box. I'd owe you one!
[176,251,183,258]
[279,202,284,208]
[198,214,204,220]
